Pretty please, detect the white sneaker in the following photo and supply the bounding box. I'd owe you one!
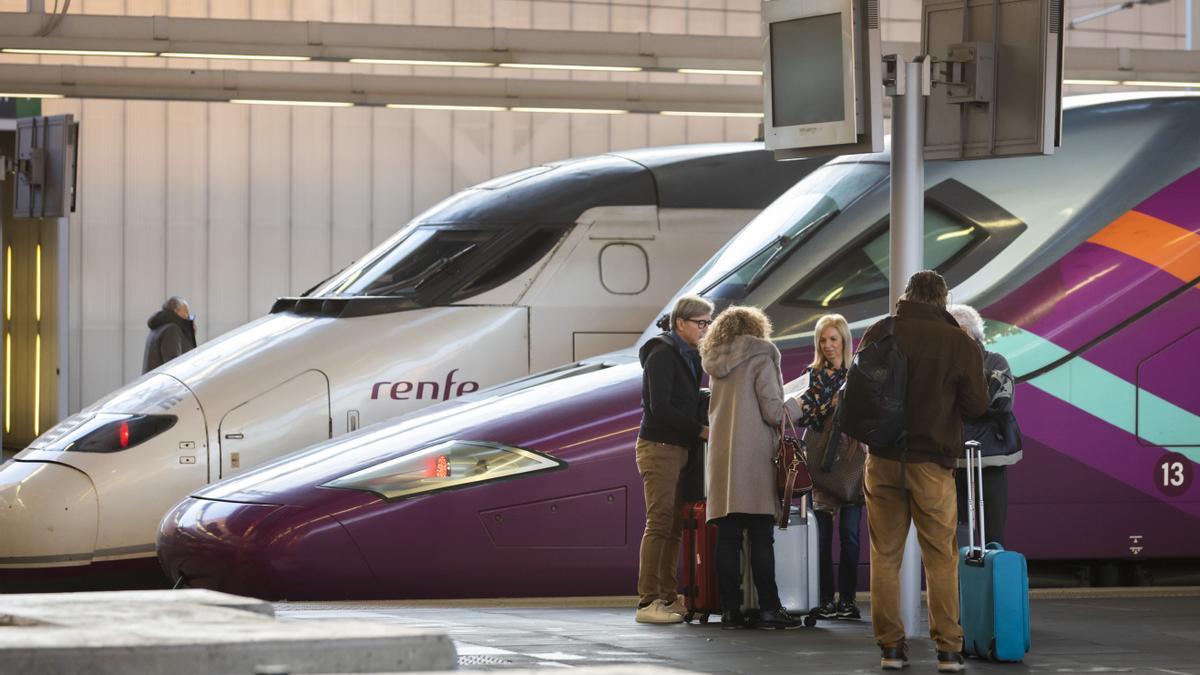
[635,599,685,624]
[662,597,688,616]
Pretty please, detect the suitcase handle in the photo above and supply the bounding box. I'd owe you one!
[964,440,986,563]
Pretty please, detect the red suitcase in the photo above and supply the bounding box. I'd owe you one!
[681,501,721,623]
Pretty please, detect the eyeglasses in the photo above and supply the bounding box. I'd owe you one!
[685,318,713,329]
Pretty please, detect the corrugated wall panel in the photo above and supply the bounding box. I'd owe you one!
[207,104,251,339]
[331,107,375,275]
[248,106,293,313]
[78,99,126,407]
[122,100,167,383]
[371,107,414,247]
[165,102,209,346]
[290,107,335,293]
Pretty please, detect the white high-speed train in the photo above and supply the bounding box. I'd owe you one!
[0,144,822,588]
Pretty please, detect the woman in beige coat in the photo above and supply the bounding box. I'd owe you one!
[700,306,800,631]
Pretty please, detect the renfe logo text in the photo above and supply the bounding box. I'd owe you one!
[371,369,480,401]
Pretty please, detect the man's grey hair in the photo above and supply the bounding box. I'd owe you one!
[947,304,985,342]
[163,296,189,313]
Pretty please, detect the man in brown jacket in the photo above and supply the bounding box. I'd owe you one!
[856,271,989,672]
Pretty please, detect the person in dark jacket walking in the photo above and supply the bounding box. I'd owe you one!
[634,294,713,624]
[948,304,1021,547]
[142,296,197,374]
[851,271,989,672]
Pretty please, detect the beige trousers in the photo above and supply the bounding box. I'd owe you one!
[635,437,688,605]
[865,454,963,652]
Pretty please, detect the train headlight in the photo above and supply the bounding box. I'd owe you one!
[42,413,178,453]
[322,439,564,500]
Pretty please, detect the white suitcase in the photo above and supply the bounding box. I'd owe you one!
[742,499,821,625]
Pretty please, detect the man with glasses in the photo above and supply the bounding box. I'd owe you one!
[634,294,714,624]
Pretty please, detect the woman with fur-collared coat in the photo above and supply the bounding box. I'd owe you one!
[701,305,800,630]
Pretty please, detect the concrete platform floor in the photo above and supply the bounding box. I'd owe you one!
[277,588,1200,674]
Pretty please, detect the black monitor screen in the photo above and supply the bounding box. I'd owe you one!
[770,13,845,127]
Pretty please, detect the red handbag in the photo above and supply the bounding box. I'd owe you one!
[774,411,813,529]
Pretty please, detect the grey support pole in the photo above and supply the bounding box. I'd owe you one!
[1189,0,1198,50]
[889,57,929,640]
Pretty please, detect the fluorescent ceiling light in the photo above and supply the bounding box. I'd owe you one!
[3,48,156,57]
[230,99,354,107]
[160,52,310,61]
[678,68,763,76]
[511,107,628,114]
[1063,79,1121,85]
[0,92,63,99]
[387,103,507,111]
[660,111,764,118]
[499,63,643,72]
[351,58,494,67]
[1122,80,1200,88]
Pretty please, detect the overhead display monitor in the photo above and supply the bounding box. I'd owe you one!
[763,0,883,159]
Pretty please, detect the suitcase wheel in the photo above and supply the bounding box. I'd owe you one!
[697,613,710,624]
[803,614,817,628]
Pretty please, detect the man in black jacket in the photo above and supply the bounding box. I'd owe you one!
[142,296,197,373]
[634,294,713,624]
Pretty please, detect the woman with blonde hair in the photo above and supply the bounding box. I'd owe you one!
[789,313,864,621]
[701,305,801,630]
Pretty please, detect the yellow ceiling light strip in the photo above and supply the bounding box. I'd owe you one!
[4,333,10,434]
[5,245,10,322]
[33,334,41,436]
[35,244,41,322]
[0,93,64,99]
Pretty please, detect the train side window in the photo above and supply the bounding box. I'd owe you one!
[786,205,984,307]
[598,243,650,295]
[452,227,568,301]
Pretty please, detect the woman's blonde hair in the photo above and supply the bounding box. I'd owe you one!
[809,313,853,371]
[700,306,773,357]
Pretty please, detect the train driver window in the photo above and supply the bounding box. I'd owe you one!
[452,227,569,301]
[327,228,499,298]
[786,205,984,307]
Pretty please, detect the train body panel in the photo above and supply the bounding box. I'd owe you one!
[153,94,1200,599]
[0,144,822,583]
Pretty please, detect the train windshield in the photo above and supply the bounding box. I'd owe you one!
[682,158,889,301]
[309,224,569,303]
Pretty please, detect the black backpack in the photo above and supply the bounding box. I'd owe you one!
[840,317,908,449]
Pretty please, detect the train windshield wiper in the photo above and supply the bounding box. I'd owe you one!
[744,208,840,291]
[368,244,478,296]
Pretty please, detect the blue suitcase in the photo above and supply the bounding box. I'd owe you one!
[958,441,1030,662]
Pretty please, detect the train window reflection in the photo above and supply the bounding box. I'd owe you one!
[322,440,564,500]
[697,161,888,302]
[453,227,568,301]
[333,228,499,297]
[785,205,985,307]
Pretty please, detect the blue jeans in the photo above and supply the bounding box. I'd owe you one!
[814,504,862,603]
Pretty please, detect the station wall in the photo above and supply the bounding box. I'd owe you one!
[0,0,1193,417]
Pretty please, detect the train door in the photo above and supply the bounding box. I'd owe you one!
[217,369,331,479]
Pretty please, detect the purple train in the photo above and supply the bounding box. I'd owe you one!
[158,94,1200,599]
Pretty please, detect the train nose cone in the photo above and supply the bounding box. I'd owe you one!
[158,497,379,600]
[0,461,99,577]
